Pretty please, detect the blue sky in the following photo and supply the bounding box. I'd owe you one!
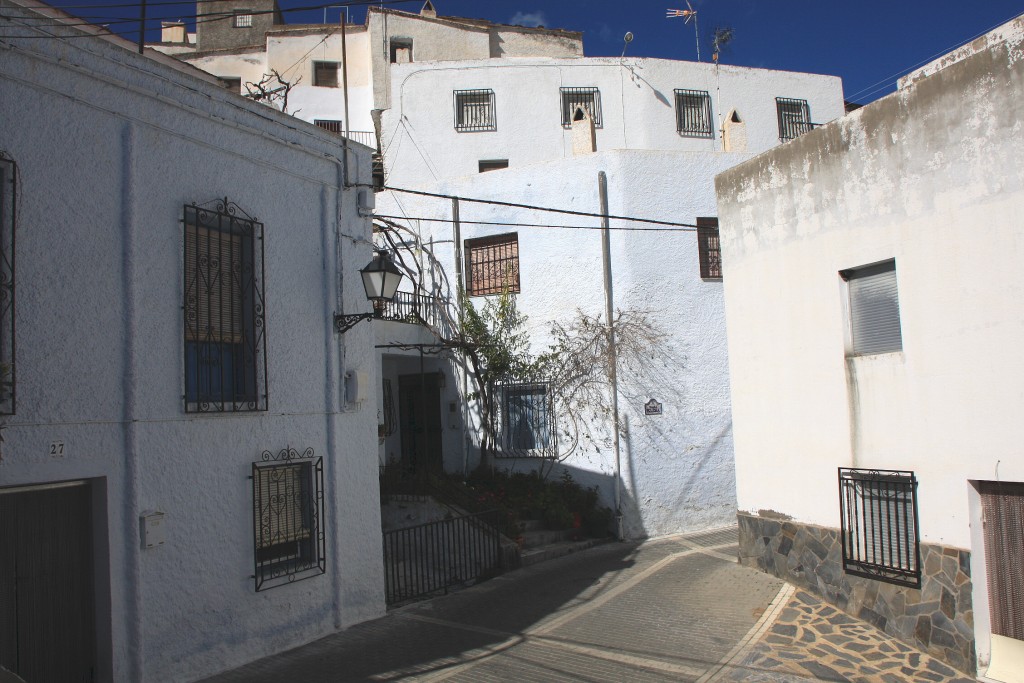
[51,0,1024,104]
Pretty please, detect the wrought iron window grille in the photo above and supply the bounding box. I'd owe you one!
[233,10,253,28]
[183,198,267,413]
[464,233,520,297]
[839,467,921,588]
[493,379,557,459]
[696,217,722,280]
[674,89,714,138]
[776,97,816,141]
[0,154,16,415]
[560,87,603,128]
[252,447,325,591]
[453,90,497,132]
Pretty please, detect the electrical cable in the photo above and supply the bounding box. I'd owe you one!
[374,214,696,232]
[383,186,699,228]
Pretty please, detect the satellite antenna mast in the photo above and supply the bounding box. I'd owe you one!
[666,1,700,62]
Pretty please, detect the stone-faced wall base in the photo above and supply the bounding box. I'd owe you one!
[737,512,976,675]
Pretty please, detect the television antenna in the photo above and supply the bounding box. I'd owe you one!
[666,1,700,62]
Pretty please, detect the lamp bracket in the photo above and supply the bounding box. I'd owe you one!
[334,312,375,334]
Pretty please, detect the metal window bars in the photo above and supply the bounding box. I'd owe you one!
[839,468,921,588]
[696,217,722,279]
[464,233,520,296]
[674,89,713,138]
[453,90,497,132]
[252,447,325,591]
[776,97,815,141]
[560,87,603,128]
[313,61,339,88]
[492,379,557,459]
[233,10,253,27]
[183,199,267,413]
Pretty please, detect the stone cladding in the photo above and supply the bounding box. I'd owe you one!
[737,512,976,675]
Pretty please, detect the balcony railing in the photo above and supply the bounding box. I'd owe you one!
[378,291,451,334]
[313,121,377,149]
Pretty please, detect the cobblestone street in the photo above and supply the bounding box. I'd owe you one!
[202,527,977,683]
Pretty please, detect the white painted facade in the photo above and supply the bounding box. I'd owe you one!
[0,1,383,681]
[715,15,1024,680]
[380,57,844,186]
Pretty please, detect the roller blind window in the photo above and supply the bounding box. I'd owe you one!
[843,259,902,356]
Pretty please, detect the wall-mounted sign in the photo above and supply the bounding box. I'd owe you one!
[644,399,663,416]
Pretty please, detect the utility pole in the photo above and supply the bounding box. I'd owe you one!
[137,0,147,54]
[598,171,623,541]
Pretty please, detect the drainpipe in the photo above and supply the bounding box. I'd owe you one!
[598,171,623,541]
[340,14,351,187]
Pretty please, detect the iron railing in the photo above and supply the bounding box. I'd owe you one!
[383,509,503,605]
[252,447,326,591]
[453,89,497,132]
[776,97,817,141]
[560,87,603,128]
[674,89,714,138]
[377,290,447,330]
[312,122,378,149]
[839,467,921,587]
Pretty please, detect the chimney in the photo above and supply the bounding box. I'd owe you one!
[161,21,188,44]
[722,109,747,152]
[420,1,437,18]
[571,106,596,155]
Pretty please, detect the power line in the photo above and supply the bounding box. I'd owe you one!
[383,186,699,228]
[374,214,696,232]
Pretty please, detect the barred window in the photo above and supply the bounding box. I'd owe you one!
[233,10,253,28]
[252,449,325,591]
[314,119,344,134]
[313,61,339,88]
[454,90,496,132]
[464,233,520,296]
[839,468,920,587]
[841,260,902,356]
[697,217,721,280]
[495,381,555,458]
[560,87,602,128]
[674,89,713,138]
[183,200,267,412]
[776,97,813,141]
[0,155,16,415]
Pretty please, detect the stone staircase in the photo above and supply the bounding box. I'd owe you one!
[517,519,611,567]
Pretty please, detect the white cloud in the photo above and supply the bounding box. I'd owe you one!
[508,11,548,28]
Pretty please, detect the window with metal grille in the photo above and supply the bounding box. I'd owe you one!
[675,89,713,138]
[252,448,325,591]
[697,217,722,279]
[841,259,902,356]
[0,155,16,415]
[839,468,920,587]
[495,381,555,458]
[313,61,339,88]
[776,97,813,141]
[314,119,344,134]
[232,10,253,28]
[183,200,267,412]
[464,233,520,296]
[560,87,602,128]
[454,90,496,132]
[979,481,1024,641]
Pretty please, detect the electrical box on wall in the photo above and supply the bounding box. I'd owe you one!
[345,370,370,404]
[140,510,166,549]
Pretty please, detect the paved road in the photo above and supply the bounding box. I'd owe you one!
[201,527,975,682]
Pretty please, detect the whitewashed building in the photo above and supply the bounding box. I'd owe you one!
[375,56,845,538]
[715,16,1024,681]
[0,1,383,681]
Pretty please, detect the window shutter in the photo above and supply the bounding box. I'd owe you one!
[846,260,902,355]
[980,482,1024,640]
[186,225,243,344]
[255,464,310,548]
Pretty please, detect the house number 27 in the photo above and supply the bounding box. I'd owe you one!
[49,441,65,458]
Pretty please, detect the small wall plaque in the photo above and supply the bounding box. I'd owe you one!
[644,399,663,416]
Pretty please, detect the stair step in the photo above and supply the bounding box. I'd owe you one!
[520,538,611,567]
[517,519,544,533]
[520,528,580,549]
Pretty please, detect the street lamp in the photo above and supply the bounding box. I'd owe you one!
[333,250,404,333]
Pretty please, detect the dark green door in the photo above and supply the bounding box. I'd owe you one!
[0,482,96,682]
[398,373,443,473]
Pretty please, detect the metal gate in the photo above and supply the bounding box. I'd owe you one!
[0,481,96,682]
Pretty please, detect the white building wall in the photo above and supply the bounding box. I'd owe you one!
[381,57,844,187]
[1,6,383,681]
[377,149,749,538]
